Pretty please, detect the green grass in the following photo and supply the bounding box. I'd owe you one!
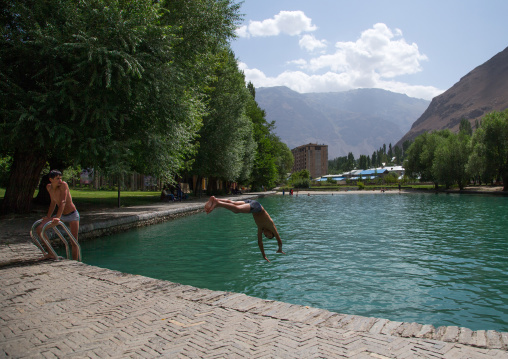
[70,189,162,209]
[0,188,164,210]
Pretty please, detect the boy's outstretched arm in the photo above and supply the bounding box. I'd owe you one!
[274,230,285,254]
[257,228,270,262]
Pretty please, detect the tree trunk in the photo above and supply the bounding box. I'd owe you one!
[33,173,51,205]
[117,174,121,208]
[2,150,47,214]
[194,176,202,197]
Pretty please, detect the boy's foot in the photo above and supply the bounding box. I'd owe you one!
[204,196,217,214]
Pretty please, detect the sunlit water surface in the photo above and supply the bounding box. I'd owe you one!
[78,193,508,332]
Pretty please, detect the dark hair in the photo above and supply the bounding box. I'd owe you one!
[265,231,274,239]
[49,170,62,179]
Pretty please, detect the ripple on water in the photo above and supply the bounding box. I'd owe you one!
[79,193,508,332]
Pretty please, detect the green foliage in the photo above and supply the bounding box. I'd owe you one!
[326,176,337,184]
[432,132,471,189]
[357,181,365,190]
[245,83,291,189]
[404,110,507,190]
[383,172,399,184]
[289,169,310,188]
[328,153,354,173]
[0,0,244,212]
[459,118,473,136]
[0,156,12,188]
[191,49,252,182]
[469,110,508,190]
[404,131,452,188]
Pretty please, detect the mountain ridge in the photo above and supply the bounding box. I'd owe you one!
[396,46,508,146]
[255,87,429,158]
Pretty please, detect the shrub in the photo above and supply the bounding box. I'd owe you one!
[357,181,365,190]
[292,178,310,188]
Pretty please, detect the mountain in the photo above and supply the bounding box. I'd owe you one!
[397,46,508,146]
[255,86,429,158]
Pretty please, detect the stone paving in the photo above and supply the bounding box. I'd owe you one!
[1,194,507,358]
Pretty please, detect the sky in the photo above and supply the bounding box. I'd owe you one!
[231,0,508,100]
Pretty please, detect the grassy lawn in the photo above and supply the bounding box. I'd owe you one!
[70,189,162,209]
[0,188,163,211]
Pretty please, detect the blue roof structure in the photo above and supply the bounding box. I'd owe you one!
[359,169,388,175]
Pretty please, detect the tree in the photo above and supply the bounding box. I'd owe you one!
[387,143,393,161]
[344,152,355,172]
[289,169,310,188]
[459,118,473,136]
[404,131,451,188]
[358,155,368,170]
[0,0,242,212]
[245,83,290,190]
[191,49,253,191]
[432,132,471,189]
[272,137,294,184]
[394,145,402,165]
[469,110,508,190]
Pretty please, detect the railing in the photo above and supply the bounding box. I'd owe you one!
[30,219,82,261]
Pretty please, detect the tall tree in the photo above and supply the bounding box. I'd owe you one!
[469,110,508,190]
[191,49,253,190]
[0,0,241,212]
[404,131,451,188]
[245,84,278,189]
[432,132,471,189]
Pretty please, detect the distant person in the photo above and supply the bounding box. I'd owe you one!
[36,170,80,260]
[161,187,174,201]
[204,196,284,262]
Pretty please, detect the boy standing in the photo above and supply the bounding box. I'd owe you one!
[37,170,80,260]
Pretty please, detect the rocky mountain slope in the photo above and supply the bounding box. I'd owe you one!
[397,46,508,146]
[256,87,429,158]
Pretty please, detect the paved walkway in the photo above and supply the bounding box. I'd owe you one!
[1,194,507,358]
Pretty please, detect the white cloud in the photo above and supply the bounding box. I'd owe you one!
[236,11,317,38]
[286,59,307,67]
[299,34,327,52]
[235,25,249,38]
[239,22,443,100]
[239,63,443,101]
[320,23,428,78]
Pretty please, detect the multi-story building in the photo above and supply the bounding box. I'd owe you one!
[291,143,328,179]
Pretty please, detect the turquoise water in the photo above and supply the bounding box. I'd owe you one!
[79,193,508,332]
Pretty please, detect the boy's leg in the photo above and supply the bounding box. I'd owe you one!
[69,220,79,260]
[205,196,251,214]
[36,219,57,259]
[214,198,251,213]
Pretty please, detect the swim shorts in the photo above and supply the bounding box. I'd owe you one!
[60,210,80,223]
[244,199,262,213]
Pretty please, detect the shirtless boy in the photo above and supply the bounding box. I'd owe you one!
[205,196,284,262]
[36,170,80,260]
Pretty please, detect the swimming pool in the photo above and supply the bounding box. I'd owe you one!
[79,193,508,332]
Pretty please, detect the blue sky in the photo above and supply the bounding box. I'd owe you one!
[231,0,508,100]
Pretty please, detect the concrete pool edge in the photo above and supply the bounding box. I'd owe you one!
[171,277,508,350]
[1,259,507,356]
